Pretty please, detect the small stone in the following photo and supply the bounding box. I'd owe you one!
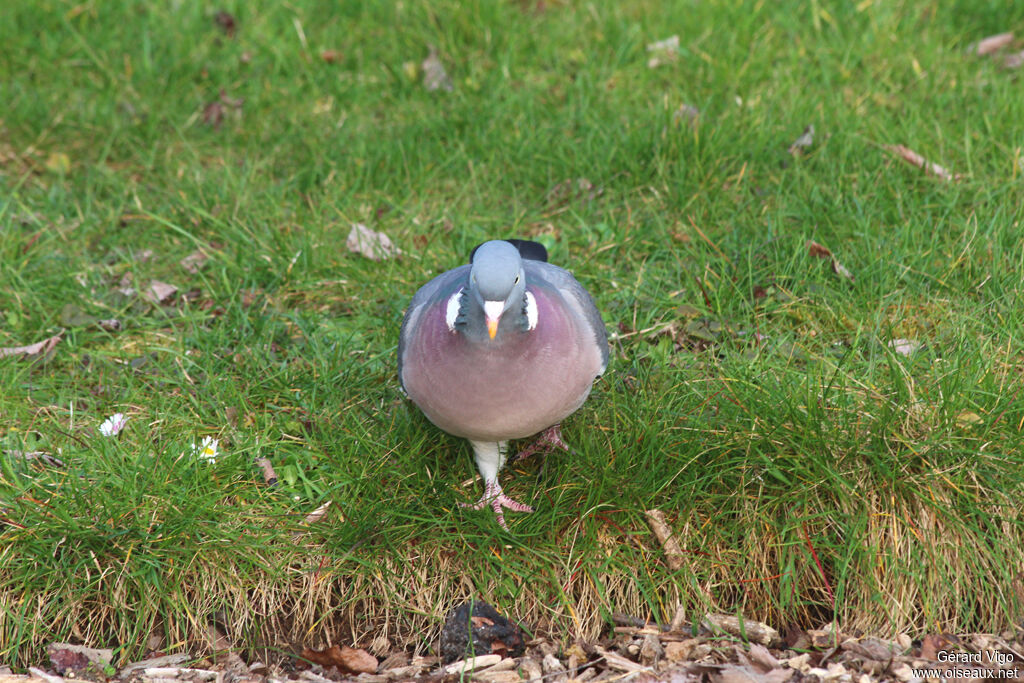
[519,658,543,682]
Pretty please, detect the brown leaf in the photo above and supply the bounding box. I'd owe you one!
[47,643,114,674]
[0,334,62,360]
[214,10,236,37]
[884,144,961,182]
[320,49,343,63]
[973,32,1014,56]
[422,47,453,92]
[1003,49,1024,69]
[841,637,903,661]
[470,616,495,628]
[146,280,178,304]
[346,223,402,261]
[180,249,209,274]
[806,240,854,282]
[301,645,377,674]
[202,89,244,129]
[303,501,332,525]
[746,644,782,673]
[254,456,277,485]
[888,339,921,356]
[787,125,815,155]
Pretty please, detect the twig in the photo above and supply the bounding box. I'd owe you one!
[645,509,685,570]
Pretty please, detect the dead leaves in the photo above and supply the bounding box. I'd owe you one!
[346,223,402,261]
[179,249,210,274]
[47,643,113,676]
[806,240,854,282]
[969,31,1024,69]
[0,334,62,361]
[202,89,244,129]
[300,644,377,675]
[144,280,179,305]
[787,125,814,156]
[422,47,453,92]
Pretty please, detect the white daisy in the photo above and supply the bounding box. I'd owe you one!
[192,436,220,462]
[99,413,128,437]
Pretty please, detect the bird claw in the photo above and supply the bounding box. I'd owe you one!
[460,481,533,530]
[515,424,573,461]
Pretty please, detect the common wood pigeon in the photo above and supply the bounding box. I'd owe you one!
[398,239,608,528]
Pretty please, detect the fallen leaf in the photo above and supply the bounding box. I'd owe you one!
[884,144,961,182]
[301,645,378,674]
[303,501,332,525]
[545,177,602,207]
[180,249,209,274]
[746,644,782,673]
[202,89,244,129]
[1003,49,1024,69]
[806,240,854,282]
[98,318,122,332]
[346,223,402,261]
[214,10,236,37]
[0,334,62,360]
[841,636,903,661]
[972,32,1014,56]
[47,643,114,674]
[146,280,178,304]
[320,49,343,63]
[44,152,71,174]
[956,411,983,427]
[646,35,680,68]
[888,339,921,356]
[422,47,453,92]
[787,125,815,155]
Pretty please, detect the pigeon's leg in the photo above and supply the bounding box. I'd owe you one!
[514,424,573,461]
[461,441,533,530]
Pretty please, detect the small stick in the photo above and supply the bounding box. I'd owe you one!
[645,509,685,571]
[255,457,278,486]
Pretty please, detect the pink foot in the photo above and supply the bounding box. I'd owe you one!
[515,424,573,461]
[460,480,533,530]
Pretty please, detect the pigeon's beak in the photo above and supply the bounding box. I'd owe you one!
[483,300,504,340]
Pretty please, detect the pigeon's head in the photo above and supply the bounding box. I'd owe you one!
[468,240,527,339]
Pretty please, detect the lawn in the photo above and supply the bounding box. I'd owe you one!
[2,0,1023,668]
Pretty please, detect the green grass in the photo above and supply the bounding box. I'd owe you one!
[2,0,1024,667]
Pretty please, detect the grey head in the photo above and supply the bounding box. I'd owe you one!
[459,240,528,340]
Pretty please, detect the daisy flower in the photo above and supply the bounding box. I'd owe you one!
[99,413,128,437]
[192,436,220,462]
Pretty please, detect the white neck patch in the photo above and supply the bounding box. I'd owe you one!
[525,291,538,330]
[445,288,463,331]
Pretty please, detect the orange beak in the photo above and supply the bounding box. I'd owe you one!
[483,300,504,340]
